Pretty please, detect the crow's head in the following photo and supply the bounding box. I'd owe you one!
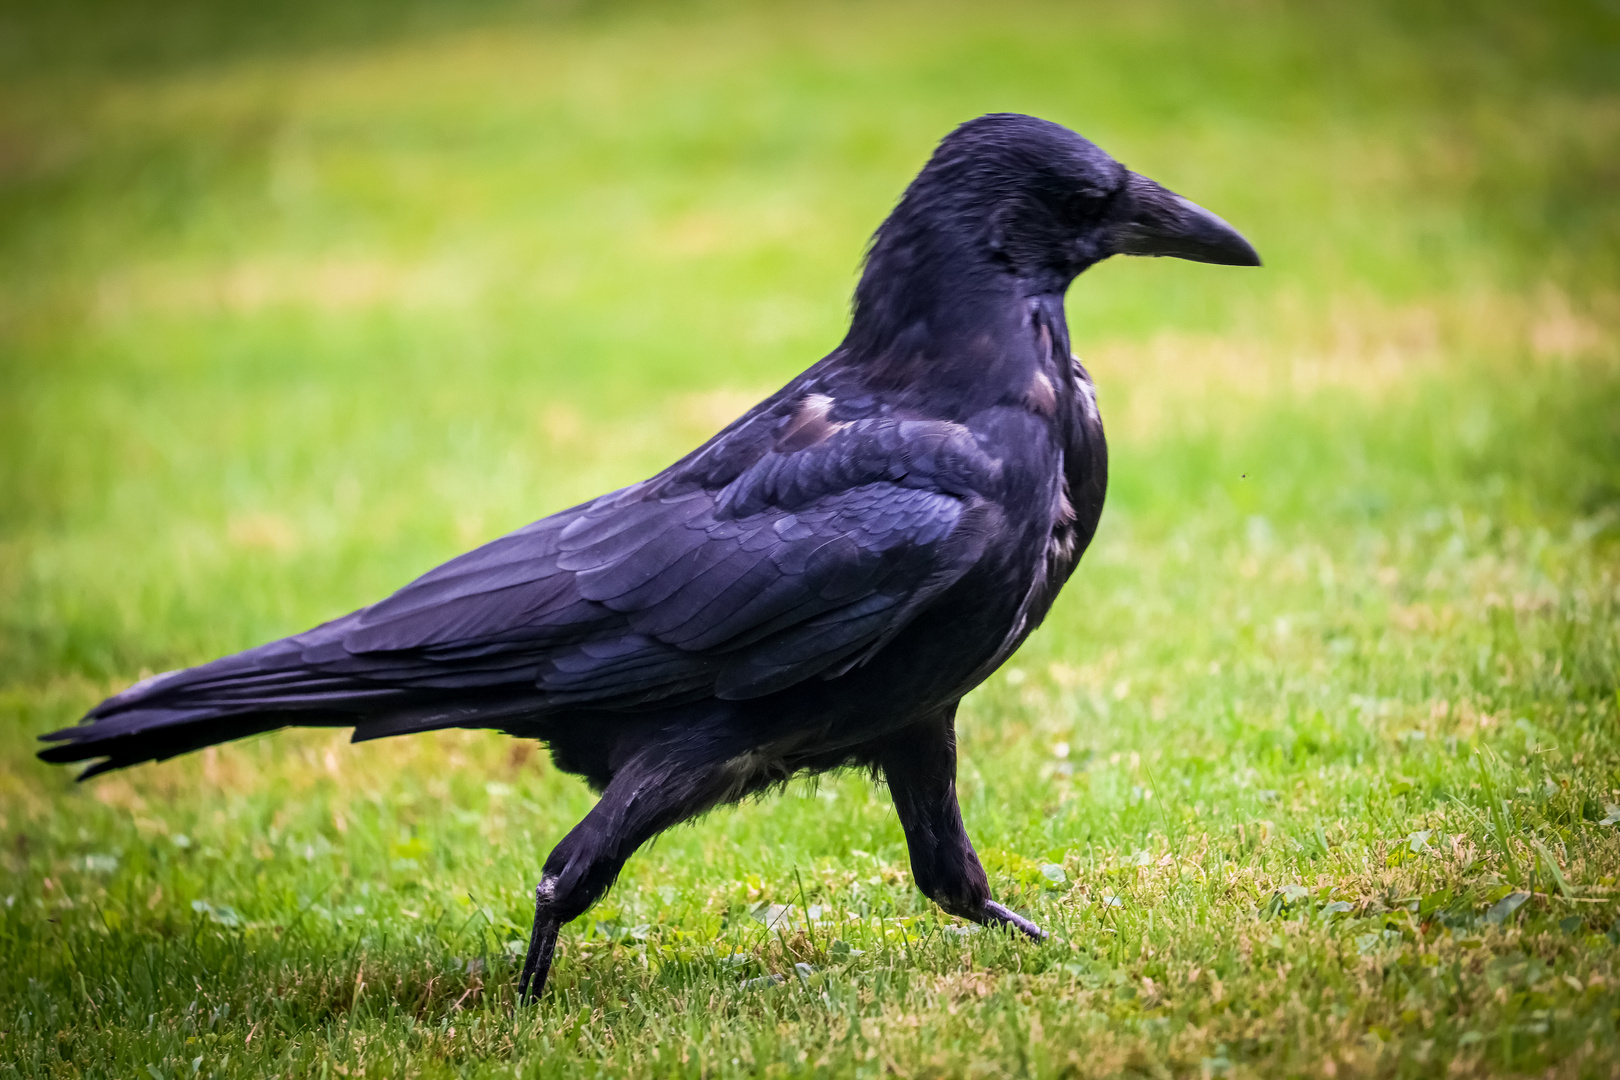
[867,114,1259,299]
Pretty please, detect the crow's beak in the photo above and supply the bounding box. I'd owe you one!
[1109,172,1261,266]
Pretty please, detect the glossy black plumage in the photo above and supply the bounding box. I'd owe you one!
[40,114,1258,1000]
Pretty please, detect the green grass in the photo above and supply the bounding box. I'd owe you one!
[2,0,1619,1076]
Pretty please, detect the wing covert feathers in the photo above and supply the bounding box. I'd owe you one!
[40,414,1004,770]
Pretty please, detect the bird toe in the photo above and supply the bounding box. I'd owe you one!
[981,900,1046,941]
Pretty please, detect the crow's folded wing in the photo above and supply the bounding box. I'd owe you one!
[310,418,1003,707]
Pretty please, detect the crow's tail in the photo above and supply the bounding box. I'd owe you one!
[35,630,421,777]
[40,629,553,777]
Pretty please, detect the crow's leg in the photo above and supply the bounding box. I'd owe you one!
[517,747,741,1002]
[877,706,1045,941]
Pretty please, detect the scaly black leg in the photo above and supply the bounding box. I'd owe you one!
[516,881,561,1002]
[516,744,743,1003]
[877,706,1045,941]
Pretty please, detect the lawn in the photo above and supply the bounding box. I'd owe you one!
[2,0,1619,1076]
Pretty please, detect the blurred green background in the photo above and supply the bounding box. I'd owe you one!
[2,1,1618,1077]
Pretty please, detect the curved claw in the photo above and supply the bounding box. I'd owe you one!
[517,884,561,1004]
[980,899,1046,941]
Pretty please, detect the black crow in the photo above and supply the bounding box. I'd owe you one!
[40,113,1259,1001]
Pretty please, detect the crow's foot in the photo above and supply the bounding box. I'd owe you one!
[517,882,561,1004]
[979,899,1046,941]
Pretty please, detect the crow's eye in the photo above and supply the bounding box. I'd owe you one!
[1065,189,1108,221]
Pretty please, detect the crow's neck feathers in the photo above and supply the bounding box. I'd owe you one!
[841,181,1076,406]
[839,116,1108,403]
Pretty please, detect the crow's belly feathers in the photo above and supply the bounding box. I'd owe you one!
[535,548,1046,792]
